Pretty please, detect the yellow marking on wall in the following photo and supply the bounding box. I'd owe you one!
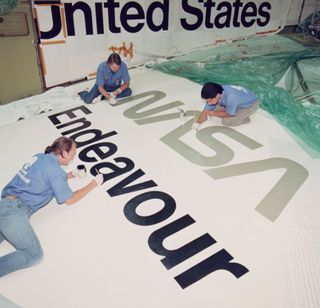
[61,6,67,39]
[34,4,65,40]
[109,42,134,59]
[214,39,227,45]
[41,40,66,45]
[39,46,46,77]
[32,7,41,38]
[34,4,63,7]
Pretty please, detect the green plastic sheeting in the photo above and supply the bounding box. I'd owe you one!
[149,35,320,154]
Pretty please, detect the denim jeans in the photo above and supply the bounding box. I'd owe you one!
[79,84,132,104]
[0,198,43,277]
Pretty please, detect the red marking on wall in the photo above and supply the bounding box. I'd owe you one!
[256,29,278,35]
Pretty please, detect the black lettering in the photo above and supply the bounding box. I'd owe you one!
[241,2,257,28]
[78,142,118,162]
[203,0,215,29]
[65,2,93,36]
[120,2,144,33]
[95,3,104,34]
[40,5,61,39]
[69,129,118,148]
[147,0,169,32]
[90,157,135,184]
[232,0,243,27]
[108,169,157,197]
[148,214,216,269]
[104,0,121,33]
[180,0,203,31]
[175,249,249,289]
[123,191,176,226]
[48,106,92,125]
[257,2,271,26]
[214,2,232,29]
[57,117,91,136]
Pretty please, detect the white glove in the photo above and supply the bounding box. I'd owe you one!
[192,122,200,131]
[108,97,117,106]
[94,173,104,185]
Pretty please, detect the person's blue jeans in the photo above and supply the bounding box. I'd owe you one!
[79,84,132,104]
[0,198,43,277]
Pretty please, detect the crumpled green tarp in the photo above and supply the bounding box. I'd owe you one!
[149,35,320,153]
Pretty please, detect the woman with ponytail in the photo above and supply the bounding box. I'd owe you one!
[0,136,103,277]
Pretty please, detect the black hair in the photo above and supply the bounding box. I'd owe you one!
[45,137,75,157]
[107,53,122,66]
[201,82,223,99]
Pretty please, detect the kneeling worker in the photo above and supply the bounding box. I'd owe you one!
[193,82,259,129]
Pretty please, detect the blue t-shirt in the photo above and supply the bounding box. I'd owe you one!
[204,85,257,116]
[1,153,73,214]
[95,61,130,88]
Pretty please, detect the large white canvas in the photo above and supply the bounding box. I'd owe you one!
[0,69,319,308]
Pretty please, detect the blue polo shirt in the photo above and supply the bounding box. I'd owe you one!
[1,153,73,214]
[95,61,130,88]
[204,85,257,116]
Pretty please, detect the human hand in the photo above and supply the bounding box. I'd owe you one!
[192,122,200,131]
[94,173,104,185]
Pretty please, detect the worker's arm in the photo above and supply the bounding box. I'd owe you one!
[98,85,112,100]
[65,180,97,206]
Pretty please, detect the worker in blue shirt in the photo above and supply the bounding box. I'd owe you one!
[78,53,132,105]
[193,82,259,129]
[0,136,103,277]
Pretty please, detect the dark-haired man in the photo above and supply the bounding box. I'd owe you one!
[78,53,132,105]
[193,82,259,129]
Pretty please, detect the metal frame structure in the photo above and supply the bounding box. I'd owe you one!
[308,0,320,38]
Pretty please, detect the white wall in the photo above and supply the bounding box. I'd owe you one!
[33,0,299,87]
[286,0,317,26]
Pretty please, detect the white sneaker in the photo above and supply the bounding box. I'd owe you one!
[91,95,102,104]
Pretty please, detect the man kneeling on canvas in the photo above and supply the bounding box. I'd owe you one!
[78,52,132,105]
[193,82,259,129]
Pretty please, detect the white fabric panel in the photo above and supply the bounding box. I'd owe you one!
[0,67,320,307]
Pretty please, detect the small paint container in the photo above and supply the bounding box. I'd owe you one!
[77,164,87,178]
